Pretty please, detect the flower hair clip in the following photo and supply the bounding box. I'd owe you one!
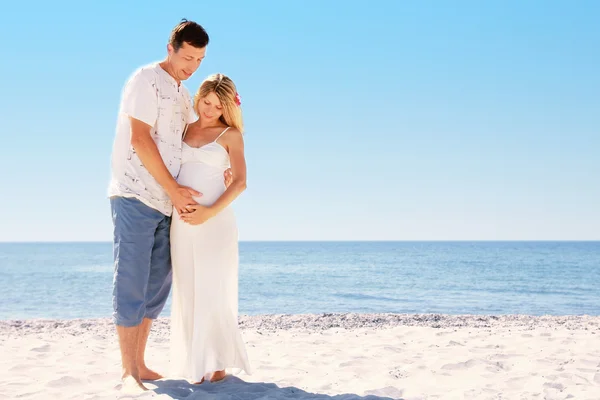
[234,92,241,106]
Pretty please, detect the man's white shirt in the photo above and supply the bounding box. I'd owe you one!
[108,63,196,216]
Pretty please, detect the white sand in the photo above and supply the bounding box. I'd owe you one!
[1,314,599,400]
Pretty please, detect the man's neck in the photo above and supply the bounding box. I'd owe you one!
[159,60,181,85]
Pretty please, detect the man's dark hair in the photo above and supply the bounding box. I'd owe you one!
[169,19,209,51]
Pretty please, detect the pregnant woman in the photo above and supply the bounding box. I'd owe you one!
[169,73,251,383]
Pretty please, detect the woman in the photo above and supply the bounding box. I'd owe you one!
[169,73,251,384]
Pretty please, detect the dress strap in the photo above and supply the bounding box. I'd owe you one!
[214,126,230,142]
[182,123,191,141]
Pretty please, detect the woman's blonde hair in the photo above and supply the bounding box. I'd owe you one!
[193,73,244,133]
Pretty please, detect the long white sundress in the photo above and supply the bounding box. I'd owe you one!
[169,127,251,382]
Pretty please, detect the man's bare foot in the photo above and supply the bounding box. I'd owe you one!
[193,377,205,384]
[210,370,227,382]
[138,365,163,381]
[121,374,148,393]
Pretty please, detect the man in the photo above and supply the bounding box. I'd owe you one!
[108,19,228,391]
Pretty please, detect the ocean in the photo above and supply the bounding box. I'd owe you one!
[0,241,598,320]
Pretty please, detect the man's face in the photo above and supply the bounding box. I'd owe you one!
[167,42,206,81]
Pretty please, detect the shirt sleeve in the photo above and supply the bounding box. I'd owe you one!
[121,71,158,127]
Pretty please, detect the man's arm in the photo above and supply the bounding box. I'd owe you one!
[122,72,199,213]
[130,117,178,194]
[130,118,200,214]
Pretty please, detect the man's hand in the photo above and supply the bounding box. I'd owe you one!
[180,204,216,225]
[224,168,233,188]
[169,186,202,214]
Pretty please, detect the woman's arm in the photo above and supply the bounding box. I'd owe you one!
[181,128,246,225]
[209,128,247,214]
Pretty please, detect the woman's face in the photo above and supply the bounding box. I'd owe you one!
[197,91,223,123]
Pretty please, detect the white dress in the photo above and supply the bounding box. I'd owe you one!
[169,127,251,382]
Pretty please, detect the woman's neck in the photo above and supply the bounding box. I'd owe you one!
[197,118,225,130]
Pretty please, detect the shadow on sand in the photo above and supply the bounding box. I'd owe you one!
[150,376,404,399]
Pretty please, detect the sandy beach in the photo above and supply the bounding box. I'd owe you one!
[1,313,599,400]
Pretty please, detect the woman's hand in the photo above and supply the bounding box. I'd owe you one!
[180,204,216,225]
[223,168,233,188]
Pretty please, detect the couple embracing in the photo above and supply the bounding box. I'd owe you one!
[108,19,251,391]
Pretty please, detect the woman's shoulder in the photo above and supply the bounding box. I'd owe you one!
[225,126,241,134]
[222,126,243,140]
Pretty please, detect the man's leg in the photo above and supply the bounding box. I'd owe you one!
[136,317,161,380]
[111,197,161,390]
[138,214,173,380]
[115,325,143,390]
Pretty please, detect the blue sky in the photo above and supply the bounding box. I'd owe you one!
[0,0,598,241]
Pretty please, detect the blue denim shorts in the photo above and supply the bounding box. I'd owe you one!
[110,196,172,327]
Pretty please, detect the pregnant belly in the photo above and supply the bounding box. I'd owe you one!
[176,163,226,207]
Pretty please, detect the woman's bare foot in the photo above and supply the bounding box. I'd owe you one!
[193,377,205,384]
[210,370,227,382]
[138,365,163,381]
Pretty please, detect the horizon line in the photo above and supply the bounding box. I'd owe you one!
[1,239,599,244]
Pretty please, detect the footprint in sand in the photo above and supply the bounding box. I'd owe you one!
[536,358,555,366]
[339,360,365,368]
[560,338,577,345]
[577,368,598,374]
[543,382,565,391]
[13,390,43,399]
[490,353,519,360]
[31,344,51,352]
[441,359,481,370]
[88,372,110,380]
[485,362,509,373]
[480,344,503,350]
[506,376,529,389]
[579,359,599,367]
[442,358,508,372]
[383,346,402,353]
[569,374,590,385]
[388,367,407,379]
[9,364,29,372]
[46,376,84,387]
[364,386,404,399]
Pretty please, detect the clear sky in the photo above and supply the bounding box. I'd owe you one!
[0,0,598,241]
